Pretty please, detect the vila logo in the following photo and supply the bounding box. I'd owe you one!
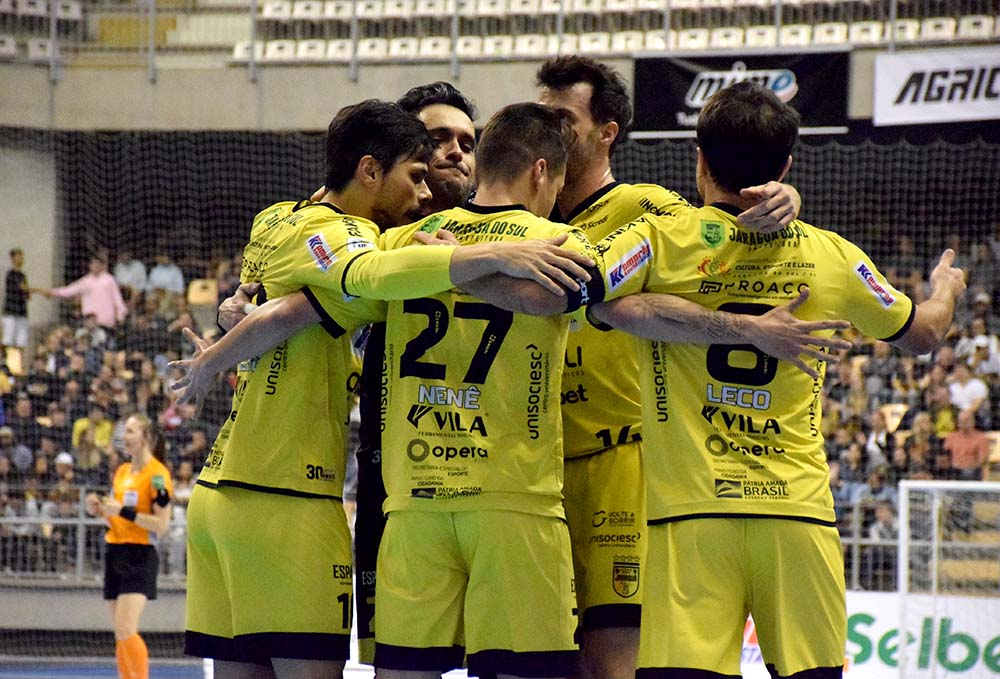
[407,405,433,428]
[715,479,743,498]
[307,233,336,272]
[854,262,895,307]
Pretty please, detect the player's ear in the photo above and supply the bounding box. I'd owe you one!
[600,120,619,148]
[356,155,382,187]
[778,155,793,182]
[532,158,547,187]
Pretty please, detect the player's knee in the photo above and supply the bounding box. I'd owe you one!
[766,665,842,679]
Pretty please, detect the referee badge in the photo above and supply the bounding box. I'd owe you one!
[701,220,724,249]
[612,562,640,598]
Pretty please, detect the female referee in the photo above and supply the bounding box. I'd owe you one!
[87,414,172,679]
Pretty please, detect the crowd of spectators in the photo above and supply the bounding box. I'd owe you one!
[0,246,242,576]
[0,236,997,580]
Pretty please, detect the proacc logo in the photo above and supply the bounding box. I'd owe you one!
[685,62,799,108]
[848,614,1000,673]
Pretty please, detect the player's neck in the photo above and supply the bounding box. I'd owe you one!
[320,187,369,221]
[702,183,754,212]
[557,163,614,218]
[471,182,525,209]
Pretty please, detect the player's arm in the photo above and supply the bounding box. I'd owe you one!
[170,294,320,404]
[346,233,594,299]
[890,249,966,355]
[590,288,852,379]
[737,181,801,233]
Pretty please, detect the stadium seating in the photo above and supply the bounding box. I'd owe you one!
[709,26,742,49]
[887,18,920,43]
[231,38,264,60]
[643,28,675,50]
[778,23,811,47]
[356,35,389,58]
[0,32,17,58]
[455,34,482,56]
[744,24,776,47]
[848,20,882,45]
[578,30,611,52]
[388,35,419,57]
[676,26,708,49]
[418,35,450,58]
[263,38,296,60]
[327,37,352,59]
[26,35,51,60]
[919,16,956,42]
[481,33,513,56]
[292,0,324,19]
[514,33,547,55]
[956,14,993,40]
[812,22,847,46]
[610,29,643,51]
[296,37,327,58]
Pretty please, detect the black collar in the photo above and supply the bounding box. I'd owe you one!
[560,181,622,223]
[711,202,742,218]
[464,202,527,214]
[294,200,345,215]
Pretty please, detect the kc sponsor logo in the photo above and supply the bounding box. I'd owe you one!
[854,262,896,307]
[608,239,652,289]
[306,233,336,272]
[715,479,743,498]
[406,438,489,463]
[612,561,641,598]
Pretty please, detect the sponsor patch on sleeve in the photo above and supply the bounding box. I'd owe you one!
[607,238,652,289]
[854,262,896,307]
[307,233,337,272]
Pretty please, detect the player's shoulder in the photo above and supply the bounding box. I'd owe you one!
[616,183,694,214]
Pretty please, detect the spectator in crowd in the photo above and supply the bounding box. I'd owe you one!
[52,451,75,485]
[75,314,110,350]
[0,426,32,478]
[113,250,148,305]
[7,394,42,451]
[944,409,992,481]
[861,341,901,408]
[828,459,858,524]
[895,411,944,480]
[852,466,898,510]
[42,403,72,452]
[886,235,926,303]
[968,242,999,299]
[146,253,185,299]
[2,248,32,372]
[72,403,113,452]
[839,442,869,485]
[926,384,958,437]
[866,499,898,588]
[949,361,990,425]
[23,354,59,412]
[864,409,895,470]
[970,335,1000,383]
[39,256,127,331]
[969,291,997,334]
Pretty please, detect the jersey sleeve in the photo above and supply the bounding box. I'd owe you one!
[303,286,388,338]
[592,217,657,303]
[634,184,693,218]
[838,238,915,342]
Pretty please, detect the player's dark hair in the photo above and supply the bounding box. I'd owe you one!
[476,103,573,186]
[324,100,434,192]
[9,248,22,257]
[696,81,800,195]
[536,55,632,156]
[397,81,479,122]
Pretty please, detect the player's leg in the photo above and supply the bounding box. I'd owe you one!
[271,658,344,679]
[636,519,747,678]
[375,511,467,677]
[563,442,645,679]
[462,511,578,679]
[747,519,846,679]
[212,661,277,679]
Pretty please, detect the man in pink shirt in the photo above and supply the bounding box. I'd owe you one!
[944,409,992,481]
[41,256,127,329]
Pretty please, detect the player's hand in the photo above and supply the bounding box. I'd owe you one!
[928,249,966,301]
[411,228,461,246]
[492,234,595,296]
[168,328,216,408]
[310,186,326,202]
[744,287,853,379]
[217,282,260,332]
[737,182,800,233]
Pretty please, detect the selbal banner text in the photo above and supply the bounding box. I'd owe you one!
[874,46,1000,126]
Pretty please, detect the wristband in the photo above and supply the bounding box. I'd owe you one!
[119,506,138,522]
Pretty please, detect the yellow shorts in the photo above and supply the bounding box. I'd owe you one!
[184,483,354,663]
[638,517,846,677]
[375,510,578,677]
[563,440,645,630]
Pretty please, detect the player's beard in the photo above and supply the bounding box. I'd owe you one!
[425,174,474,213]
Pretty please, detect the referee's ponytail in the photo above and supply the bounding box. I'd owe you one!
[131,413,168,464]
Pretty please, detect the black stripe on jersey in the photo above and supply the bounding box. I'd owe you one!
[463,202,528,214]
[339,248,374,297]
[375,643,465,672]
[563,181,621,224]
[637,668,741,678]
[709,201,742,217]
[581,602,641,630]
[185,630,350,662]
[467,649,579,678]
[301,286,348,339]
[292,200,346,215]
[880,298,917,343]
[195,478,344,502]
[648,512,837,528]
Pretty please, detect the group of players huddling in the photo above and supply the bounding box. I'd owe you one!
[168,56,966,679]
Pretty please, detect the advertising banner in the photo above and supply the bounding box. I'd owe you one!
[874,46,1000,126]
[632,52,849,137]
[740,591,1000,678]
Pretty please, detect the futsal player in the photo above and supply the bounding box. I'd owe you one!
[534,55,803,679]
[588,81,967,678]
[180,100,594,679]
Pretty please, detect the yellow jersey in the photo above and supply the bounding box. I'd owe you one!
[596,202,914,524]
[379,204,598,517]
[200,200,459,498]
[561,183,692,458]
